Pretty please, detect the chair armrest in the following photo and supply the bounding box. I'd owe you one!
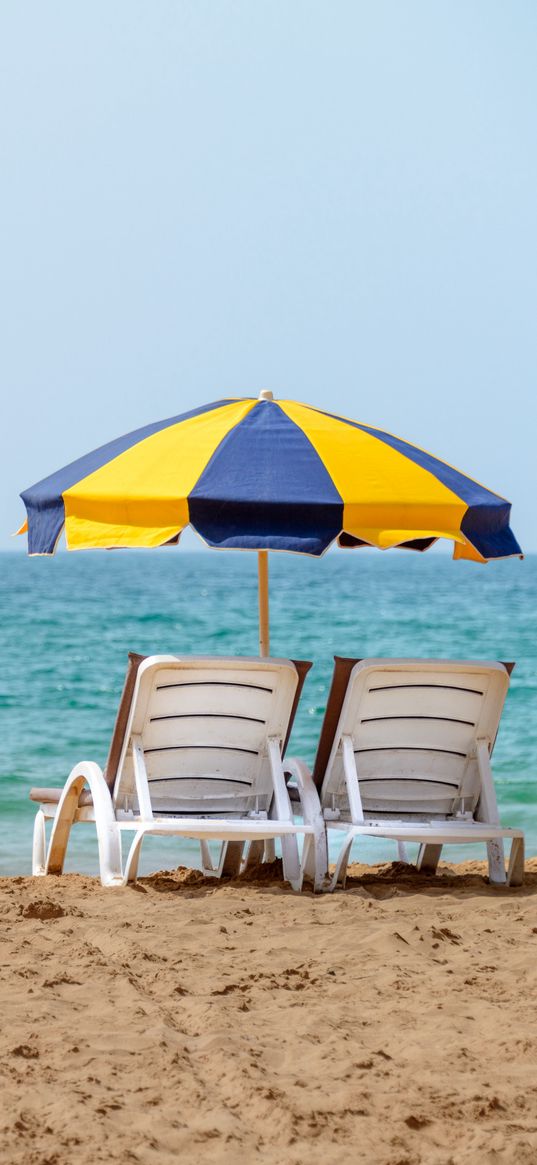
[283,756,323,825]
[29,786,94,807]
[284,756,329,891]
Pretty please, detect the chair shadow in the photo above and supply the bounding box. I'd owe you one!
[139,857,537,901]
[342,859,537,900]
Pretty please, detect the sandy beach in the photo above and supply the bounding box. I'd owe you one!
[2,2,536,1163]
[1,859,537,1165]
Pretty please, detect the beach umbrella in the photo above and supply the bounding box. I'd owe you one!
[18,391,522,654]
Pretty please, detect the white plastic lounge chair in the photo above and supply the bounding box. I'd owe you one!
[311,658,524,890]
[29,655,326,891]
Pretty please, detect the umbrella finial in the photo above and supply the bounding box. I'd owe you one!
[258,389,274,401]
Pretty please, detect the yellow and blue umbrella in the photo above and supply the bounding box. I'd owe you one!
[19,391,521,652]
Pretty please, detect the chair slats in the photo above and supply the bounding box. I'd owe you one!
[143,715,265,753]
[116,657,297,815]
[321,660,508,818]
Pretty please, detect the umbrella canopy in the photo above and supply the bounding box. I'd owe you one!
[19,391,522,652]
[20,391,521,561]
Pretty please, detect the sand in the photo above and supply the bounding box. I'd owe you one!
[1,859,537,1165]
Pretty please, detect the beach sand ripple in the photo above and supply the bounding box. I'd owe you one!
[1,859,537,1164]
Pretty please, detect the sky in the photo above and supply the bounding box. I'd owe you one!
[1,1,535,552]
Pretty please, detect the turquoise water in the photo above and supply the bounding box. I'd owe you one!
[1,549,536,876]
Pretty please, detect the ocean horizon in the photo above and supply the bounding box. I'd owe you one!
[1,548,536,875]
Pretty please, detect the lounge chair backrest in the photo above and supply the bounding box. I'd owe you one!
[113,656,300,814]
[320,660,510,819]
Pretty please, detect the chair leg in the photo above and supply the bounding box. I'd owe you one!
[220,841,244,877]
[200,839,215,873]
[264,838,276,862]
[124,831,146,884]
[32,810,47,876]
[244,839,265,870]
[201,840,245,877]
[281,834,302,891]
[302,829,329,893]
[301,835,315,881]
[507,837,525,887]
[487,838,507,885]
[397,841,410,863]
[329,834,354,891]
[417,843,443,875]
[94,822,123,887]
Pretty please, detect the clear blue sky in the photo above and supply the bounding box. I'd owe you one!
[1,1,535,551]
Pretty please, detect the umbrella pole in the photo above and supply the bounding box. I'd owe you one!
[258,551,270,657]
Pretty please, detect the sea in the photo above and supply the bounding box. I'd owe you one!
[1,549,536,877]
